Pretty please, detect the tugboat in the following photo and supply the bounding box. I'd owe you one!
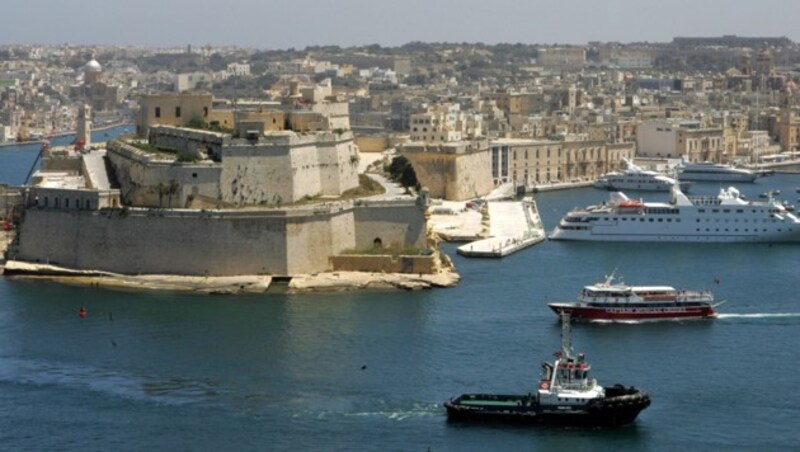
[444,313,651,426]
[548,272,722,322]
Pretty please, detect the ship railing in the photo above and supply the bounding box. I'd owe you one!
[687,197,722,206]
[677,290,714,301]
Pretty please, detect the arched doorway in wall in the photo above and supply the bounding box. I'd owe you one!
[373,237,383,249]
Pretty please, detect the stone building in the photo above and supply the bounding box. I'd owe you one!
[489,138,634,189]
[137,92,213,136]
[637,120,726,162]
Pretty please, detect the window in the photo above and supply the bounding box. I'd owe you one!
[175,107,181,118]
[203,107,209,117]
[155,107,161,118]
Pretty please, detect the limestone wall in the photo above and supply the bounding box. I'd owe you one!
[403,149,493,200]
[220,132,359,206]
[15,198,427,276]
[148,126,228,160]
[220,144,298,206]
[353,201,427,249]
[107,141,222,208]
[17,208,290,276]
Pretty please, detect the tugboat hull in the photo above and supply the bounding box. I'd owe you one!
[444,388,651,427]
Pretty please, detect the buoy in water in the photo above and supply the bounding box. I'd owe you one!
[78,307,88,318]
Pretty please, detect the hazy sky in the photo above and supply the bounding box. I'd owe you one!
[6,0,800,49]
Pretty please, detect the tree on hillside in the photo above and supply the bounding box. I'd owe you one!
[388,155,419,189]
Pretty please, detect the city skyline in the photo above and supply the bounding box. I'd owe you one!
[5,0,800,49]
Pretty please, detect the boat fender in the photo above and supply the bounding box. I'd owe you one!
[539,381,549,390]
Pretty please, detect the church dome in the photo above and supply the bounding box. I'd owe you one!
[85,59,102,72]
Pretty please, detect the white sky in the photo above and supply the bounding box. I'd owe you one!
[5,0,798,48]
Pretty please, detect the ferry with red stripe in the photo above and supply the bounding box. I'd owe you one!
[548,272,723,322]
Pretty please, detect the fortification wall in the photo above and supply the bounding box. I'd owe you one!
[353,202,427,249]
[220,133,359,205]
[17,209,289,276]
[286,208,356,273]
[148,125,228,160]
[403,150,492,200]
[220,144,297,206]
[107,141,222,208]
[15,199,427,276]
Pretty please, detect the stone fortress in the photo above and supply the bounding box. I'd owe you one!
[10,83,439,282]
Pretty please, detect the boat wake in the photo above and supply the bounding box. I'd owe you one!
[717,313,800,320]
[344,402,441,421]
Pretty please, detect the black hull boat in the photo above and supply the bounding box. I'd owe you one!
[444,313,651,427]
[445,385,650,427]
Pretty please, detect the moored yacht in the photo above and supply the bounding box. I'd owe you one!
[677,162,758,183]
[595,158,689,192]
[550,185,800,242]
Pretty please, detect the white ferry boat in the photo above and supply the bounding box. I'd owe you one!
[550,185,800,242]
[548,273,720,321]
[677,162,758,183]
[595,158,688,192]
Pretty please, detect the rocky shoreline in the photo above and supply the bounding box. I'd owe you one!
[1,260,459,294]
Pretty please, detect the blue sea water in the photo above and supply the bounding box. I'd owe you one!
[1,155,800,450]
[0,124,134,186]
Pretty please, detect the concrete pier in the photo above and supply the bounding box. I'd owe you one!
[457,198,545,258]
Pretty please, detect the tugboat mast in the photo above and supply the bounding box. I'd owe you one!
[561,312,572,359]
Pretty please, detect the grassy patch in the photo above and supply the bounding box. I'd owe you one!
[340,174,386,199]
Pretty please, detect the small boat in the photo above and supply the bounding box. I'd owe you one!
[444,313,651,427]
[548,272,721,322]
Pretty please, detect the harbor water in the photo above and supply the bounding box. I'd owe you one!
[0,124,134,186]
[1,154,800,449]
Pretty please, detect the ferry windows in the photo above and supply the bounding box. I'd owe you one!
[723,209,730,213]
[712,209,719,213]
[698,209,705,213]
[696,219,701,223]
[736,209,743,213]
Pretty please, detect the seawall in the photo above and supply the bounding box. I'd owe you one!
[15,200,427,277]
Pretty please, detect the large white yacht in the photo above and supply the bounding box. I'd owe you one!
[595,158,688,192]
[550,185,800,242]
[677,162,758,183]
